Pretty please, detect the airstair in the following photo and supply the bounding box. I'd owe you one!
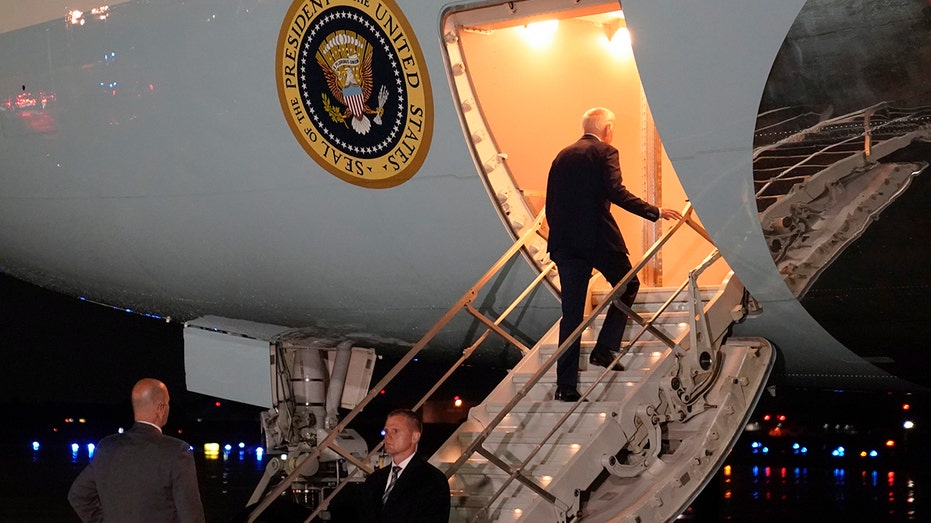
[753,103,931,212]
[753,103,931,297]
[246,206,775,523]
[436,279,772,523]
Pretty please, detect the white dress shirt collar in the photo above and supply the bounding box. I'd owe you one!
[392,452,415,475]
[136,420,163,433]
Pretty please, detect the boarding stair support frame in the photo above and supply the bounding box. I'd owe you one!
[753,101,931,212]
[246,205,775,523]
[753,102,931,298]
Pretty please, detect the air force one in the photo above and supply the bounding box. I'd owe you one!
[2,0,929,521]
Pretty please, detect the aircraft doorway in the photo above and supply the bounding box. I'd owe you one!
[441,1,730,290]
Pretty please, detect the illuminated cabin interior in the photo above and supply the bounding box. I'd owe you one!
[441,0,732,290]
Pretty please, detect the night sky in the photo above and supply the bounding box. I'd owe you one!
[0,273,272,453]
[0,273,188,405]
[0,271,494,444]
[2,269,929,523]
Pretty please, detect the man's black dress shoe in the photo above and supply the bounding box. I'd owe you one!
[554,386,584,402]
[589,348,625,371]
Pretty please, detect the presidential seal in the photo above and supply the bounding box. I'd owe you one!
[277,0,433,189]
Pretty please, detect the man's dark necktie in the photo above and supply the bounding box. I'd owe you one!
[382,465,401,505]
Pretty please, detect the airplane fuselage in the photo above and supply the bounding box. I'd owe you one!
[2,0,928,391]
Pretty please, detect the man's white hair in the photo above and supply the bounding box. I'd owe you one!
[582,107,615,135]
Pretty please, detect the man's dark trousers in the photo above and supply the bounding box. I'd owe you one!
[553,249,639,388]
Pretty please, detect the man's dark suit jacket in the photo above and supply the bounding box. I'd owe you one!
[546,134,659,256]
[359,453,451,523]
[68,422,205,523]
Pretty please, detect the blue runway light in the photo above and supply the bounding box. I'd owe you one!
[224,444,232,452]
[87,443,96,459]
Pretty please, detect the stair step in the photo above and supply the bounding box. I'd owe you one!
[459,429,602,448]
[510,364,652,380]
[591,285,720,304]
[457,400,621,446]
[508,370,650,402]
[551,311,692,344]
[456,441,595,467]
[533,343,668,372]
[447,473,529,500]
[451,494,529,511]
[445,461,567,486]
[456,414,617,449]
[536,341,668,356]
[426,276,769,523]
[484,399,618,415]
[501,382,636,403]
[450,503,527,523]
[442,458,569,499]
[586,309,695,327]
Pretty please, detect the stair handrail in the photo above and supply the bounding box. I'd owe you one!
[752,101,887,160]
[297,263,562,523]
[456,204,726,520]
[251,200,714,522]
[249,211,557,522]
[446,202,713,493]
[753,101,931,199]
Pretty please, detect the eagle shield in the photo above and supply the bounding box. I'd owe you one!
[317,30,388,135]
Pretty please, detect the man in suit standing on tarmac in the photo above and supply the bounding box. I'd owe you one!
[359,408,450,522]
[68,378,205,523]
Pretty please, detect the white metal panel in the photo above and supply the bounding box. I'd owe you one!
[325,348,377,410]
[183,318,286,407]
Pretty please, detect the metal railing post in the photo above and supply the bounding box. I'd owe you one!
[250,213,554,522]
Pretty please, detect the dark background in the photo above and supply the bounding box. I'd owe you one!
[2,272,930,522]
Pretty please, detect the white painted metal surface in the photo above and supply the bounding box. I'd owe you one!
[0,0,911,386]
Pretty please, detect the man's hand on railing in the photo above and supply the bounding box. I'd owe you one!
[659,207,684,221]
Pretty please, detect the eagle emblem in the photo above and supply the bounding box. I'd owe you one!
[317,30,389,135]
